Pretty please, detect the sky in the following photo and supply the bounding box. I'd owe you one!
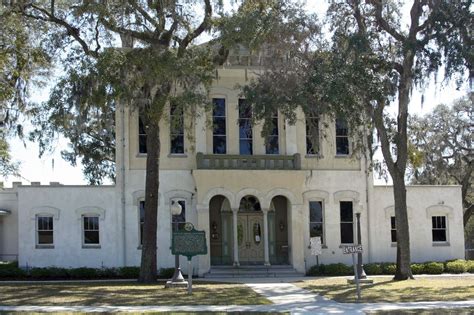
[2,1,470,187]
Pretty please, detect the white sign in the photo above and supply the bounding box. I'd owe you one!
[342,245,363,254]
[310,237,322,256]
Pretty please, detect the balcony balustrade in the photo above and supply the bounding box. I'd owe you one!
[196,153,301,170]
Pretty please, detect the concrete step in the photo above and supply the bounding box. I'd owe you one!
[204,265,304,278]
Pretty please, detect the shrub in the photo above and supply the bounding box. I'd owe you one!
[381,263,396,274]
[97,267,118,278]
[364,263,383,275]
[118,266,140,278]
[68,267,97,279]
[445,260,467,274]
[307,264,325,276]
[159,267,175,279]
[323,263,352,276]
[410,263,425,275]
[30,267,68,279]
[467,260,474,273]
[423,262,444,274]
[0,262,26,278]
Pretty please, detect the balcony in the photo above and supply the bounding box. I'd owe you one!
[196,153,301,170]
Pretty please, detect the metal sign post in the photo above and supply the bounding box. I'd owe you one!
[342,245,363,302]
[171,222,207,295]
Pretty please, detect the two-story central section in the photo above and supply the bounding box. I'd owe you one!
[121,57,364,275]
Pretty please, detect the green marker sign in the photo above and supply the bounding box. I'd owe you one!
[171,222,207,260]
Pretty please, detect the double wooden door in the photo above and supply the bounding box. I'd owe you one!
[237,213,264,264]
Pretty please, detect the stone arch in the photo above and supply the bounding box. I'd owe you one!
[164,189,194,205]
[384,205,413,219]
[263,188,298,210]
[426,204,454,219]
[235,188,265,210]
[74,206,106,221]
[30,206,61,220]
[201,187,236,210]
[303,189,330,203]
[333,190,360,203]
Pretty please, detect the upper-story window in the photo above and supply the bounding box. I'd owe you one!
[239,99,253,155]
[36,215,54,247]
[265,112,279,154]
[306,112,320,155]
[138,116,147,154]
[170,103,184,154]
[336,118,349,155]
[213,98,226,154]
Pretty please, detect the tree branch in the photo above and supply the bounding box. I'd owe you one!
[367,0,406,42]
[177,0,212,57]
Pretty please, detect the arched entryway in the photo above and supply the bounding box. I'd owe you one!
[209,195,233,265]
[269,196,289,265]
[237,195,264,265]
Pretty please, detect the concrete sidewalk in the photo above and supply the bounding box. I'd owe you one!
[0,276,473,314]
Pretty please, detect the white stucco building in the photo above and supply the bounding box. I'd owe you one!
[0,50,466,275]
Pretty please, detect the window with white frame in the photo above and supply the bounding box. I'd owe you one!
[432,216,447,242]
[239,99,253,155]
[335,118,349,155]
[139,200,145,245]
[171,200,186,232]
[309,201,324,244]
[83,215,100,246]
[170,102,184,154]
[306,112,320,155]
[265,112,279,154]
[212,98,227,154]
[138,116,147,154]
[36,215,54,246]
[340,201,354,244]
[391,216,397,243]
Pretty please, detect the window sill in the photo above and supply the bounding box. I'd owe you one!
[168,154,188,158]
[432,242,450,247]
[36,245,54,249]
[391,243,397,247]
[82,245,101,249]
[137,245,143,250]
[305,154,323,159]
[335,154,350,158]
[339,244,355,248]
[136,153,147,158]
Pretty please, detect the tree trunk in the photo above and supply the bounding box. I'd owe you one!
[392,171,413,280]
[138,117,161,283]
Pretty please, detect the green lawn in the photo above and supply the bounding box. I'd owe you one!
[0,281,271,306]
[297,276,474,303]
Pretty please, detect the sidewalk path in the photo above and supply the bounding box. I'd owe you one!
[0,277,473,314]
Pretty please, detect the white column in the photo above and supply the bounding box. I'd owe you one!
[196,205,210,276]
[232,208,240,266]
[263,209,270,266]
[285,119,298,154]
[290,204,305,273]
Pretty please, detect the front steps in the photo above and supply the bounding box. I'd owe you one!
[204,265,304,278]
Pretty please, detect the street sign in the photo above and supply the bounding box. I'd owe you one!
[171,223,207,260]
[342,245,363,255]
[310,237,322,256]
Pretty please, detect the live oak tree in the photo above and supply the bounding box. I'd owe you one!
[242,0,472,280]
[13,0,297,283]
[408,98,473,237]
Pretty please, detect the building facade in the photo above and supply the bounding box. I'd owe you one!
[0,53,466,275]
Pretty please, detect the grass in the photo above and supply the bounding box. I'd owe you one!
[0,281,271,306]
[297,276,474,303]
[366,308,474,314]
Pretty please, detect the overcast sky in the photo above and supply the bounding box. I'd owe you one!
[2,1,470,187]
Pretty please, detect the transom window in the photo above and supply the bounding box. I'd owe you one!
[336,118,349,155]
[36,216,54,245]
[170,103,184,154]
[265,112,279,154]
[432,216,447,242]
[309,201,324,244]
[213,98,227,154]
[239,99,253,155]
[83,216,100,245]
[138,116,147,154]
[391,216,397,243]
[340,201,354,244]
[306,112,320,155]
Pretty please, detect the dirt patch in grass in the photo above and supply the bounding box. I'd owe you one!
[297,276,474,303]
[0,281,271,306]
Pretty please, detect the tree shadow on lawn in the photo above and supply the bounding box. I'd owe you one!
[0,282,269,306]
[304,279,474,303]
